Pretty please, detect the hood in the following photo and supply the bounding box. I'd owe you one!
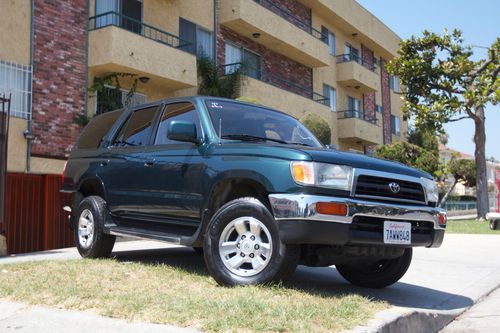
[298,147,432,179]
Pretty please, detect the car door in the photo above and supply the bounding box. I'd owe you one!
[141,102,207,227]
[98,104,160,219]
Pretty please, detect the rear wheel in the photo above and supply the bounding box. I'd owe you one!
[75,196,116,258]
[336,248,412,288]
[203,197,300,286]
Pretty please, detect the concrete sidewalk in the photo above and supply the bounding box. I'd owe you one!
[441,287,500,333]
[0,300,199,333]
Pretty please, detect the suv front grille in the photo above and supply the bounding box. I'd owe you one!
[355,175,426,204]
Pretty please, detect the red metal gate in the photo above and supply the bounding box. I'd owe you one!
[2,173,74,254]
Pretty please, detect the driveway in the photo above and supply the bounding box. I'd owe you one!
[1,233,500,332]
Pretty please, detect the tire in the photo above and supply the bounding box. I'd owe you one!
[75,196,116,258]
[336,248,412,288]
[203,197,300,286]
[490,220,498,230]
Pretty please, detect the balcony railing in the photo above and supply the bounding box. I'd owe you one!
[89,11,191,49]
[221,62,328,105]
[337,110,378,124]
[254,0,326,41]
[336,54,377,72]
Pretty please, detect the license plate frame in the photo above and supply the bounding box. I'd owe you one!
[383,221,411,245]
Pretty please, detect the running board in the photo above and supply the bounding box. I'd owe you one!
[107,226,183,245]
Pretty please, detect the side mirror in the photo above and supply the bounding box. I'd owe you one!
[167,121,198,144]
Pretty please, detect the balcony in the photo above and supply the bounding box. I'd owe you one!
[220,0,330,68]
[337,110,382,145]
[335,54,380,93]
[88,12,197,91]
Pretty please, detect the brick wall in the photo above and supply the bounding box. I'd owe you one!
[217,26,313,99]
[380,58,392,144]
[361,44,376,119]
[258,0,311,32]
[31,0,87,158]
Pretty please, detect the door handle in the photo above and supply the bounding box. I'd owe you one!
[144,160,155,167]
[100,160,109,167]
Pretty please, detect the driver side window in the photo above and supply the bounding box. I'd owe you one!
[154,102,201,145]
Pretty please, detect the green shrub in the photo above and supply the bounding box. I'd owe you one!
[301,114,331,145]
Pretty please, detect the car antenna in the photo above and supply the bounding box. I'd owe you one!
[218,118,222,144]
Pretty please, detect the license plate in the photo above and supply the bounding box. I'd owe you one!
[383,221,411,245]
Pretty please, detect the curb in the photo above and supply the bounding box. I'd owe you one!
[349,282,500,333]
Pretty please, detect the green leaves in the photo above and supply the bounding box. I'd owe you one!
[197,57,241,99]
[301,114,331,145]
[448,159,476,187]
[387,30,499,133]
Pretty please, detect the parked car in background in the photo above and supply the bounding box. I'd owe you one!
[62,97,446,287]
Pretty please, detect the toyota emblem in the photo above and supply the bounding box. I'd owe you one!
[388,182,400,193]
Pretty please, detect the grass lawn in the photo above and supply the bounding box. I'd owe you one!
[446,219,500,234]
[0,259,386,332]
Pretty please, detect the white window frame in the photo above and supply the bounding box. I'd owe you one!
[328,31,336,56]
[0,60,32,119]
[323,84,336,111]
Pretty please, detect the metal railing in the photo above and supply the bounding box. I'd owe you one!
[221,62,328,105]
[336,53,377,72]
[337,110,378,124]
[254,0,327,41]
[89,11,191,49]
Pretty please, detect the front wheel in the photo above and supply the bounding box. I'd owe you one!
[203,197,300,286]
[490,219,498,230]
[336,248,412,288]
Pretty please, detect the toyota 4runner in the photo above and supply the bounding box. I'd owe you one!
[62,96,446,287]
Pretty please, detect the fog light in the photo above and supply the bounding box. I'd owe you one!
[316,202,348,216]
[438,213,447,227]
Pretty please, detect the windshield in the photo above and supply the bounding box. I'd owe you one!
[205,100,323,148]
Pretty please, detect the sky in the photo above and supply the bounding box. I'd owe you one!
[356,0,500,160]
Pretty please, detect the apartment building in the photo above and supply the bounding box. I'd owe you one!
[1,0,406,176]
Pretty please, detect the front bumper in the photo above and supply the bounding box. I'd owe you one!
[268,194,446,248]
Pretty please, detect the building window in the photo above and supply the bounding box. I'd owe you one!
[321,26,336,56]
[344,43,360,62]
[376,104,383,113]
[323,84,336,111]
[95,0,143,32]
[95,86,146,115]
[224,42,261,79]
[179,18,214,59]
[391,115,401,136]
[0,60,32,119]
[348,96,362,112]
[390,75,399,92]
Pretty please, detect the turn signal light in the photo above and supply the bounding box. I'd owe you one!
[438,213,447,226]
[291,161,315,185]
[316,202,348,216]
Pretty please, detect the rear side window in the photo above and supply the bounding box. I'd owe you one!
[76,109,123,149]
[113,106,158,147]
[154,102,201,145]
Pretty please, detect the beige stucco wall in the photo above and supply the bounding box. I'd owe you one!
[220,0,329,68]
[6,117,28,173]
[30,157,66,175]
[0,0,31,65]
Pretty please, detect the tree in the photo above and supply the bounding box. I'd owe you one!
[374,141,440,176]
[197,57,241,98]
[387,30,500,219]
[439,159,476,207]
[301,114,331,145]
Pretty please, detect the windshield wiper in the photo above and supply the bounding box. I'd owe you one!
[221,134,312,147]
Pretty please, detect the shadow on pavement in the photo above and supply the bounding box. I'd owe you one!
[112,246,473,311]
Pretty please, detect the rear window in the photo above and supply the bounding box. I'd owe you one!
[76,109,123,149]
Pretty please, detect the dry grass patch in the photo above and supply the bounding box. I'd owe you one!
[0,259,386,332]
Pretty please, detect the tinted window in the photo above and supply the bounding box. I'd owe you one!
[155,103,201,145]
[76,109,123,149]
[113,106,158,147]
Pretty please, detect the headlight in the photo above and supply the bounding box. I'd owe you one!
[421,177,438,203]
[291,161,353,191]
